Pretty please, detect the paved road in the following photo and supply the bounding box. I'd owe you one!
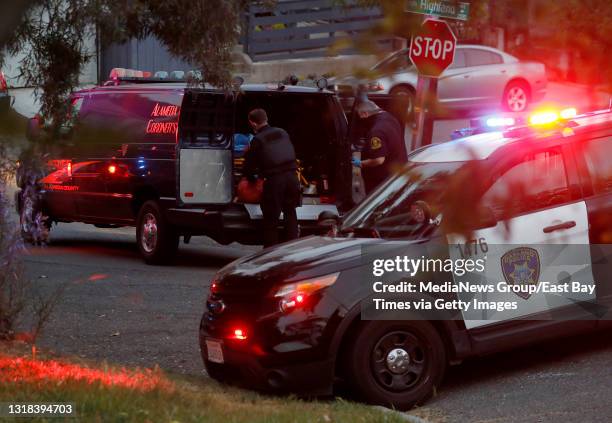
[21,223,612,423]
[22,223,258,375]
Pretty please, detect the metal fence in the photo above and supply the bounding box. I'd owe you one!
[243,0,393,61]
[101,37,193,82]
[100,0,393,80]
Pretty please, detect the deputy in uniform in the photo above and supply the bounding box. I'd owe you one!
[352,100,407,193]
[243,108,300,247]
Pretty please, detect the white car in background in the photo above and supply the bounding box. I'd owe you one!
[366,44,547,114]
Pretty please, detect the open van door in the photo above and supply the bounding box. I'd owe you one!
[178,91,235,205]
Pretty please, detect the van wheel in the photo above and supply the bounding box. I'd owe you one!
[346,320,446,410]
[136,200,179,265]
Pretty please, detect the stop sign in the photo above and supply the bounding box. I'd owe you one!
[409,19,457,78]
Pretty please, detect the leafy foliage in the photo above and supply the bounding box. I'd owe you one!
[2,0,253,129]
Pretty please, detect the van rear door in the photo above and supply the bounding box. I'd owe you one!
[178,91,234,205]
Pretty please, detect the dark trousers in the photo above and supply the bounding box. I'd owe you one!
[261,171,300,247]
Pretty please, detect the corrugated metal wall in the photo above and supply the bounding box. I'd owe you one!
[101,37,193,82]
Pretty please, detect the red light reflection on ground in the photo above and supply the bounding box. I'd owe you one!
[0,354,174,392]
[88,274,108,282]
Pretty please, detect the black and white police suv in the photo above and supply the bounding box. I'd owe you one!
[17,69,359,263]
[200,107,612,410]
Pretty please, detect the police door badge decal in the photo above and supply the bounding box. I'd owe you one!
[501,247,541,299]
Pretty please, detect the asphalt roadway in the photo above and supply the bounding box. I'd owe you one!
[20,223,612,423]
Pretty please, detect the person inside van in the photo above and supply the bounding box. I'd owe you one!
[243,108,301,247]
[352,99,407,193]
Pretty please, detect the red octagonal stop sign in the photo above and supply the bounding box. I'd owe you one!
[409,19,457,78]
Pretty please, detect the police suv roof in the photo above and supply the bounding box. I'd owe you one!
[411,109,612,163]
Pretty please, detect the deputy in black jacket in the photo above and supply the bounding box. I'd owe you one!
[353,100,407,193]
[243,108,301,247]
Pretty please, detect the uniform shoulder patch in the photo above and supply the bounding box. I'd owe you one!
[370,136,382,150]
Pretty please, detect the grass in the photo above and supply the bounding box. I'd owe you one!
[0,343,407,423]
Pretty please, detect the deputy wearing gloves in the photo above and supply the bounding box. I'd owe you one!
[243,108,300,247]
[352,100,407,193]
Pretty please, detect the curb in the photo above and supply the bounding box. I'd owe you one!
[372,405,432,423]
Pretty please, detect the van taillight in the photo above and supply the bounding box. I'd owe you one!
[0,72,7,90]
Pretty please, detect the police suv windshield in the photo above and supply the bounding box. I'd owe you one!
[341,160,466,239]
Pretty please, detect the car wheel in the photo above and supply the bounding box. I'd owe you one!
[390,86,416,118]
[346,320,446,410]
[503,81,530,112]
[136,200,179,265]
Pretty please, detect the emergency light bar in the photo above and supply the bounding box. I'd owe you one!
[106,68,202,85]
[452,107,580,140]
[528,107,578,126]
[485,117,516,128]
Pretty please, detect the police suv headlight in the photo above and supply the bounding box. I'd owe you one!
[273,273,339,313]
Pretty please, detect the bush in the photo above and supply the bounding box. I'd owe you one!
[0,120,60,342]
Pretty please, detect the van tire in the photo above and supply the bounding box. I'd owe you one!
[345,320,446,410]
[136,200,179,265]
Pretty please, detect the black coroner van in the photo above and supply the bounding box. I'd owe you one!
[18,81,355,263]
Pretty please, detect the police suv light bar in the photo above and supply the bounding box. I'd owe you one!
[528,107,578,126]
[485,117,516,128]
[451,107,580,140]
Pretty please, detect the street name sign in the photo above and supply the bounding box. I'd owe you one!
[406,0,470,21]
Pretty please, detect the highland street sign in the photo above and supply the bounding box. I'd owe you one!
[406,0,470,21]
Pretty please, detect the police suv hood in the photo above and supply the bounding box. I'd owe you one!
[214,236,382,291]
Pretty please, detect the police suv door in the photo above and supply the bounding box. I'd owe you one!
[449,144,597,329]
[572,133,612,307]
[178,91,234,205]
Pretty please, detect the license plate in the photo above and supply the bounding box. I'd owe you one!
[206,339,224,364]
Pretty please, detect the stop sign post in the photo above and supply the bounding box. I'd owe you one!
[409,19,457,149]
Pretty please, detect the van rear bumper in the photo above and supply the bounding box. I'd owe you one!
[165,205,326,245]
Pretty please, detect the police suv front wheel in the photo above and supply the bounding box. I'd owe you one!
[136,201,179,265]
[346,320,446,410]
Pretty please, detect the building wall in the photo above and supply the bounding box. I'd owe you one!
[101,37,193,81]
[2,29,98,89]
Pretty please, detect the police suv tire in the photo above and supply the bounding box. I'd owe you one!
[346,320,446,410]
[136,200,179,265]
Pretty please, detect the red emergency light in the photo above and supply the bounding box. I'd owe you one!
[230,327,247,341]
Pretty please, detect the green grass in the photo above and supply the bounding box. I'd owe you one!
[0,346,407,423]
